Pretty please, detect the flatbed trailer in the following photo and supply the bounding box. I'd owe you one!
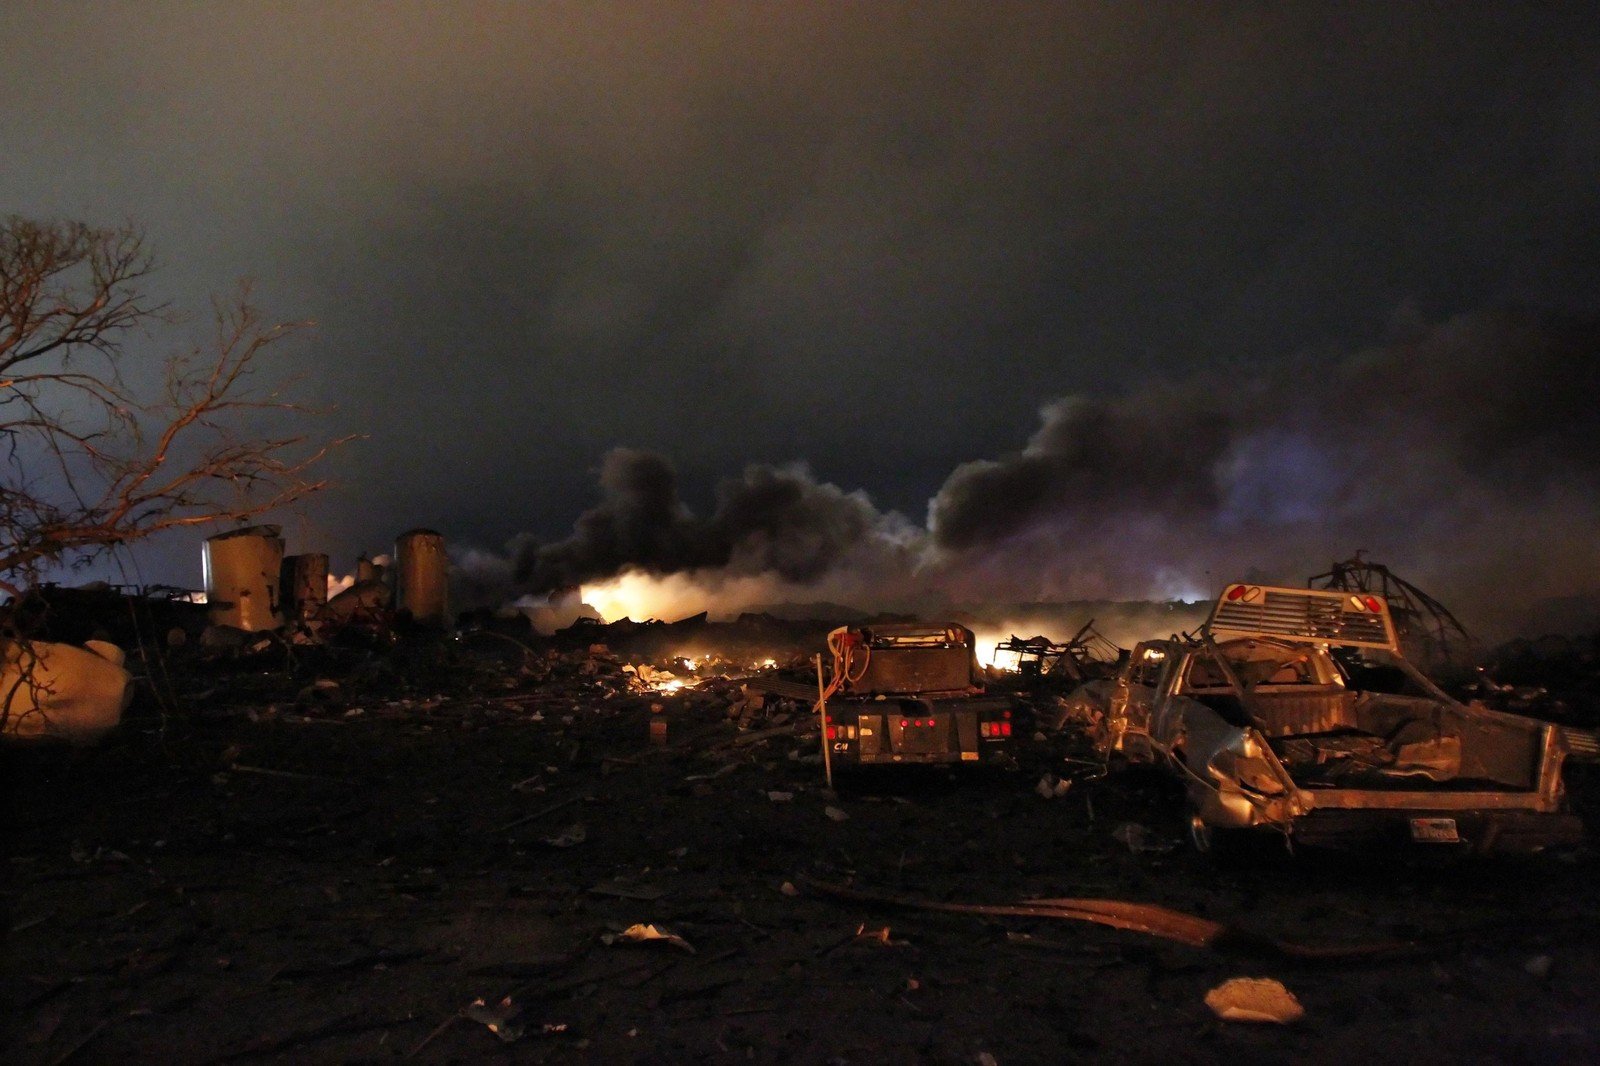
[749,623,1016,770]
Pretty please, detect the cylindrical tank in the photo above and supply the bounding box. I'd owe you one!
[280,553,329,620]
[203,525,285,631]
[395,528,448,627]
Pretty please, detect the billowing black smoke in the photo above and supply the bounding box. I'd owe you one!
[926,309,1600,630]
[928,393,1232,553]
[460,309,1600,638]
[506,449,907,594]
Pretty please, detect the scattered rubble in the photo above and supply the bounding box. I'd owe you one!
[6,560,1600,1060]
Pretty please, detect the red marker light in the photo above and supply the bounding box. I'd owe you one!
[1227,584,1247,601]
[1364,596,1383,613]
[900,719,909,728]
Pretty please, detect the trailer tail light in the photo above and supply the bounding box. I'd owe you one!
[826,725,837,740]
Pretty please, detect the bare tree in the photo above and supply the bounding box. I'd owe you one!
[0,216,343,598]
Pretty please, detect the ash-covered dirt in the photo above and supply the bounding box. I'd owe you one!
[5,637,1600,1064]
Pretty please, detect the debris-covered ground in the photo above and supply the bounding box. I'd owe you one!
[6,632,1600,1064]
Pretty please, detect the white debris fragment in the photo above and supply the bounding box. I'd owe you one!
[541,823,587,848]
[1204,977,1305,1024]
[464,996,525,1042]
[601,923,696,954]
[1035,774,1072,799]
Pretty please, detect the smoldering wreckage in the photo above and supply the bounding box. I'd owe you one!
[5,534,1600,1062]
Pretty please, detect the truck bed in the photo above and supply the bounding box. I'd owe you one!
[1226,687,1546,791]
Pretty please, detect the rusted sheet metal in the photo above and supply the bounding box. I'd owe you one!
[801,879,1421,962]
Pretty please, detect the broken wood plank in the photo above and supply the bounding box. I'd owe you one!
[230,764,354,785]
[492,794,584,834]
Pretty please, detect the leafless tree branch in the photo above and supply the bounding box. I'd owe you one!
[0,216,347,599]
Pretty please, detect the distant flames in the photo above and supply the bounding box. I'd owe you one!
[580,570,788,625]
[625,652,786,694]
[969,628,1019,672]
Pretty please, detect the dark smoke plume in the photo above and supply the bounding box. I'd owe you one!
[460,309,1600,638]
[926,309,1600,631]
[505,449,909,595]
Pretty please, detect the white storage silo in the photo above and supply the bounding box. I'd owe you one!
[203,525,286,632]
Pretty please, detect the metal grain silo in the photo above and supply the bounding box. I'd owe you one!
[281,553,329,620]
[395,528,449,627]
[203,525,286,631]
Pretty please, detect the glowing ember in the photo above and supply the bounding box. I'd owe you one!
[627,662,696,694]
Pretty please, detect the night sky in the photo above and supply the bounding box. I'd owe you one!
[5,3,1599,635]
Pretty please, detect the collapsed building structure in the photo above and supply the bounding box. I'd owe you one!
[1,525,452,743]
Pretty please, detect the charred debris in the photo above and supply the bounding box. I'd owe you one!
[4,534,1597,839]
[9,544,1600,1059]
[4,538,1598,787]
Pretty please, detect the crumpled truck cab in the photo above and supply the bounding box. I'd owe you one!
[1070,583,1581,854]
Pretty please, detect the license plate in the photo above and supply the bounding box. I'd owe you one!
[1410,817,1460,843]
[960,751,979,761]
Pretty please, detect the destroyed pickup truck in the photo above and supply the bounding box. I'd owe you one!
[752,623,1016,771]
[1065,584,1583,854]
